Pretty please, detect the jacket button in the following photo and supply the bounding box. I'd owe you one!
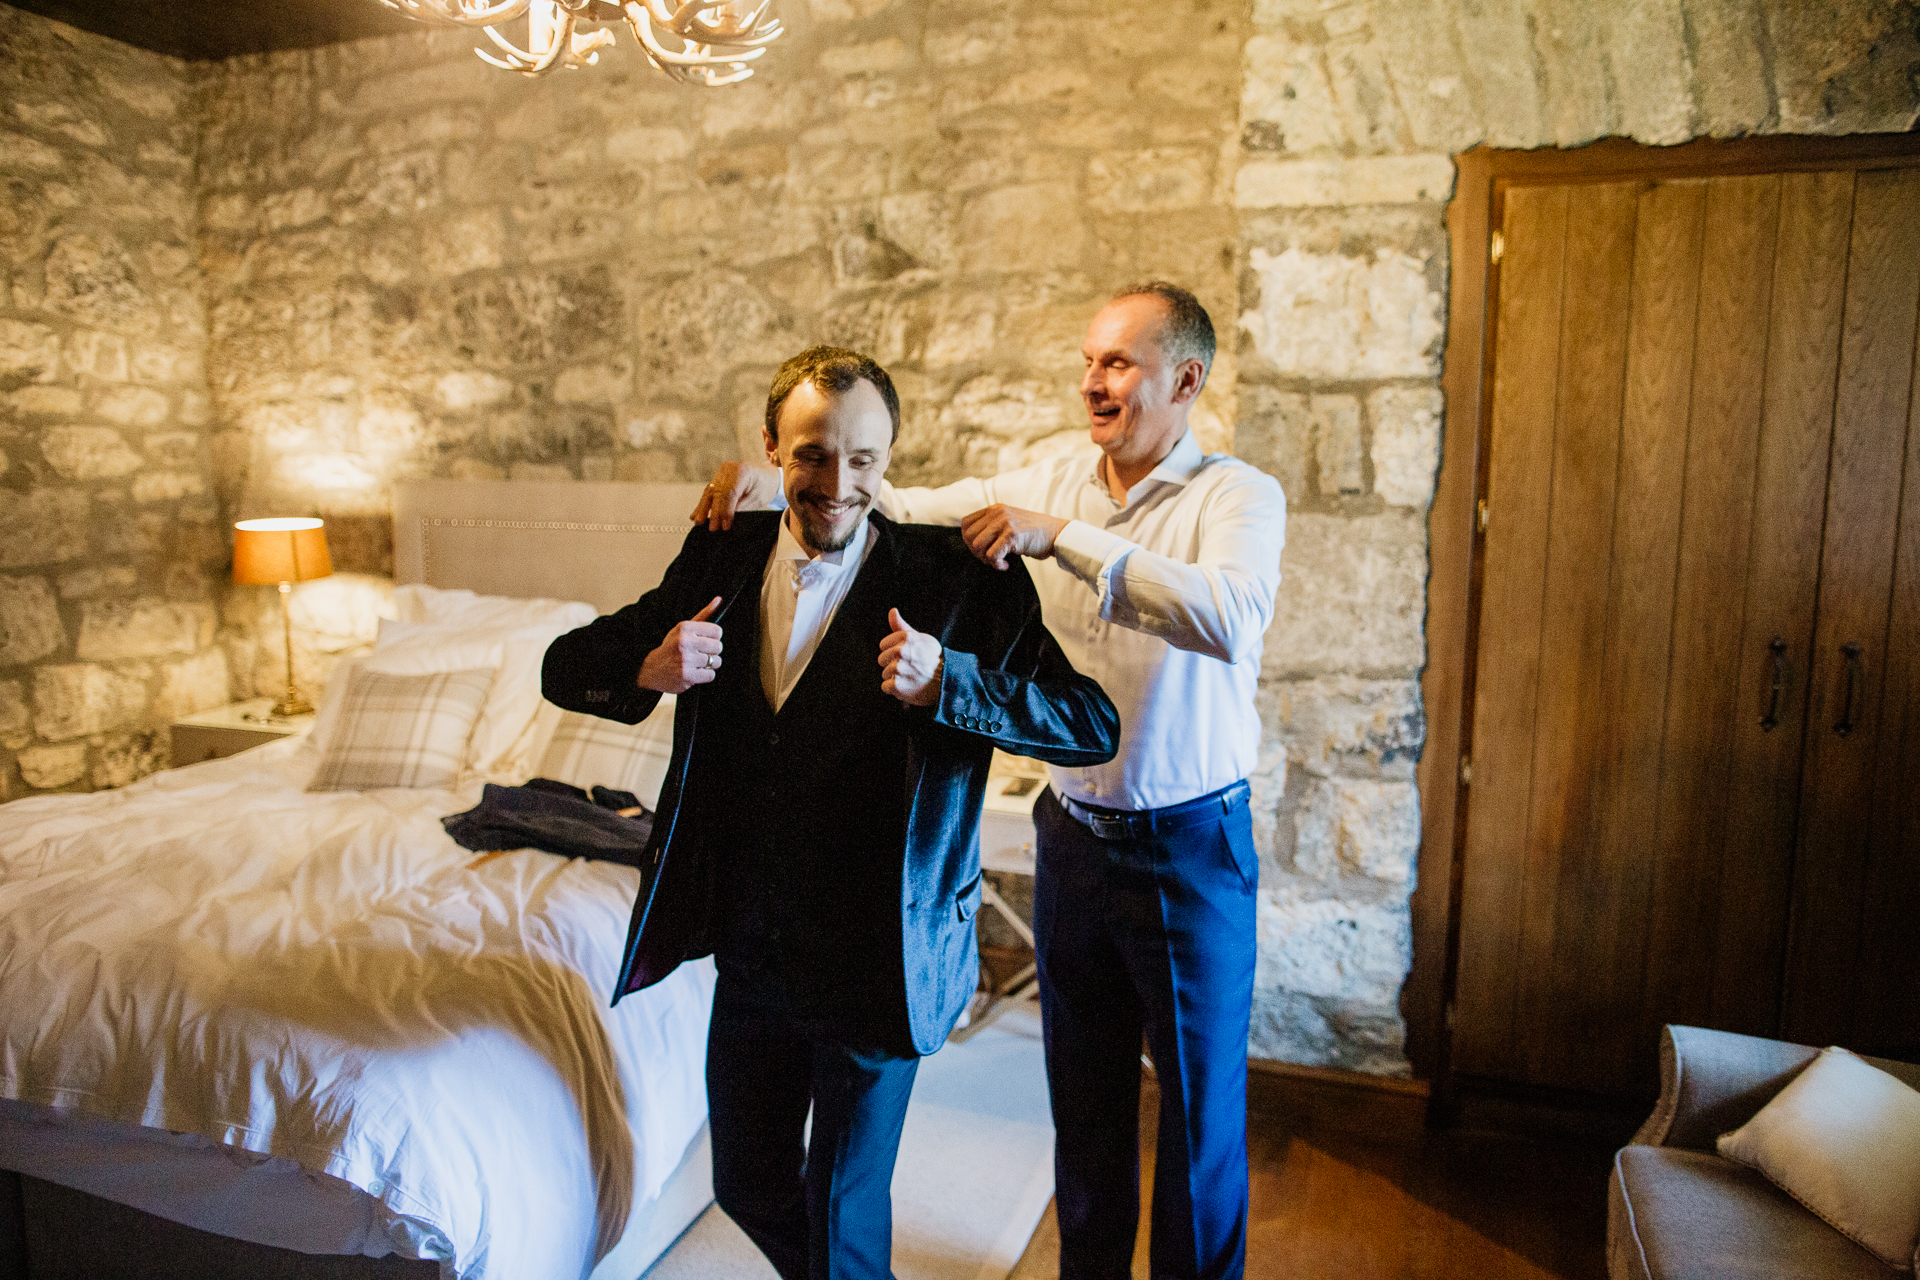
[769,731,779,745]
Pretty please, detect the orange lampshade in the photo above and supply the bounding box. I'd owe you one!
[232,518,333,585]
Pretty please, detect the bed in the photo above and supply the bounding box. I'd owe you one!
[0,480,716,1280]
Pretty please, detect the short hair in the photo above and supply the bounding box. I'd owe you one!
[764,345,901,444]
[1111,280,1216,386]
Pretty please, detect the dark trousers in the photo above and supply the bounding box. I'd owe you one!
[1033,783,1258,1280]
[705,974,921,1280]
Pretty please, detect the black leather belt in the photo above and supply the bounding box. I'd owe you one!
[1057,780,1249,841]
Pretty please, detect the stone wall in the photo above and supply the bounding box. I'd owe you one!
[0,8,227,798]
[1234,0,1920,1071]
[5,0,1919,1074]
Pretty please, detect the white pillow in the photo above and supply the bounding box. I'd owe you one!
[392,584,595,632]
[538,696,677,807]
[308,667,495,792]
[307,620,570,782]
[1717,1046,1920,1269]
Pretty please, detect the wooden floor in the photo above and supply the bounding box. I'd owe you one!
[1008,1077,1615,1280]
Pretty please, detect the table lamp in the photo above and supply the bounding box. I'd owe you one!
[232,517,333,717]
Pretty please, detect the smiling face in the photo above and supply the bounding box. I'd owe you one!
[1079,294,1205,476]
[765,377,893,555]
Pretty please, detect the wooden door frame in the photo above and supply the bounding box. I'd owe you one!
[1411,132,1920,1103]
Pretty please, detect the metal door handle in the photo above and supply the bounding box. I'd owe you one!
[1761,637,1788,732]
[1833,642,1863,738]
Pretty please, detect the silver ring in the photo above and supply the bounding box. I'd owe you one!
[706,652,718,669]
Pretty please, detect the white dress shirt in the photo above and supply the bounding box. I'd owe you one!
[876,431,1285,811]
[759,510,873,712]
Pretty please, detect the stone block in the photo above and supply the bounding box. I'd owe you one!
[621,409,697,450]
[93,729,165,789]
[131,471,206,502]
[1266,512,1427,676]
[0,678,28,749]
[1686,0,1771,136]
[1530,0,1617,145]
[1230,385,1312,503]
[32,662,148,741]
[1768,0,1920,135]
[1274,675,1424,778]
[959,184,1092,275]
[807,0,897,20]
[1241,246,1443,379]
[435,370,515,411]
[8,386,84,417]
[65,330,131,381]
[939,374,1075,451]
[0,490,90,568]
[880,192,956,272]
[1293,775,1419,884]
[0,319,60,381]
[606,126,693,166]
[448,458,506,481]
[144,432,201,467]
[1607,0,1695,144]
[1236,155,1455,208]
[820,37,908,75]
[1369,384,1442,508]
[1241,33,1343,155]
[93,386,171,427]
[449,267,623,367]
[0,574,65,666]
[633,272,788,401]
[1312,392,1363,495]
[57,564,138,599]
[155,648,232,720]
[42,234,150,332]
[1086,149,1214,212]
[1256,889,1410,1006]
[0,132,65,172]
[17,741,87,790]
[76,598,216,661]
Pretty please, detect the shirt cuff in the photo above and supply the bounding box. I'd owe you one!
[1050,519,1134,617]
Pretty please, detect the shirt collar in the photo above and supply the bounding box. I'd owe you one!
[1087,430,1207,502]
[774,508,867,571]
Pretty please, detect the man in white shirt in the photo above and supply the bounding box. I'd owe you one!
[695,285,1286,1280]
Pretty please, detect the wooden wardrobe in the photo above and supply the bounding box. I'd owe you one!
[1419,138,1920,1104]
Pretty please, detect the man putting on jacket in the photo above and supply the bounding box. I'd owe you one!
[543,345,1119,1280]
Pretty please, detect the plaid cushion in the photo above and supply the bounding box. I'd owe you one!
[308,666,496,792]
[537,699,676,804]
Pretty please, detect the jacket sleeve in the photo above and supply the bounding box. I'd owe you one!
[928,563,1120,768]
[541,529,714,725]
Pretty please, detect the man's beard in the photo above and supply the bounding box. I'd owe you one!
[793,492,869,554]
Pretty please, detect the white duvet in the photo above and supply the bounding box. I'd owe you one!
[0,734,714,1280]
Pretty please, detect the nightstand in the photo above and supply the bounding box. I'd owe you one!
[170,699,316,765]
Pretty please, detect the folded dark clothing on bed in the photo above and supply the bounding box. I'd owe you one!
[443,779,654,869]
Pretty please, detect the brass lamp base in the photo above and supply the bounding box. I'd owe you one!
[271,690,316,718]
[272,581,313,718]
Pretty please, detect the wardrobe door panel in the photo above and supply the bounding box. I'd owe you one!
[1706,170,1855,1039]
[1782,167,1920,1048]
[1512,181,1639,1093]
[1453,184,1570,1082]
[1635,175,1782,1070]
[1853,326,1920,1062]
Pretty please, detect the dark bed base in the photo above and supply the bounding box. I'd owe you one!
[0,1169,437,1280]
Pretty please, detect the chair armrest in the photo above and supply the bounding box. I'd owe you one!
[1631,1025,1819,1150]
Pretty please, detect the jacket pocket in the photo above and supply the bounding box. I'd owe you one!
[956,872,983,922]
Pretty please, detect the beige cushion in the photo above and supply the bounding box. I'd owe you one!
[1717,1046,1920,1270]
[308,667,495,792]
[537,697,676,807]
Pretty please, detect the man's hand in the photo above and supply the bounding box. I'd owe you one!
[959,504,1069,571]
[879,608,942,707]
[690,462,783,531]
[639,597,724,693]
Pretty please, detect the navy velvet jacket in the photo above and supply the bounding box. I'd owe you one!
[541,511,1119,1054]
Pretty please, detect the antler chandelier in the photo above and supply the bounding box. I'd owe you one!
[379,0,783,82]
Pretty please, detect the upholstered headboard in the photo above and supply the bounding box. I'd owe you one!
[392,479,706,614]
